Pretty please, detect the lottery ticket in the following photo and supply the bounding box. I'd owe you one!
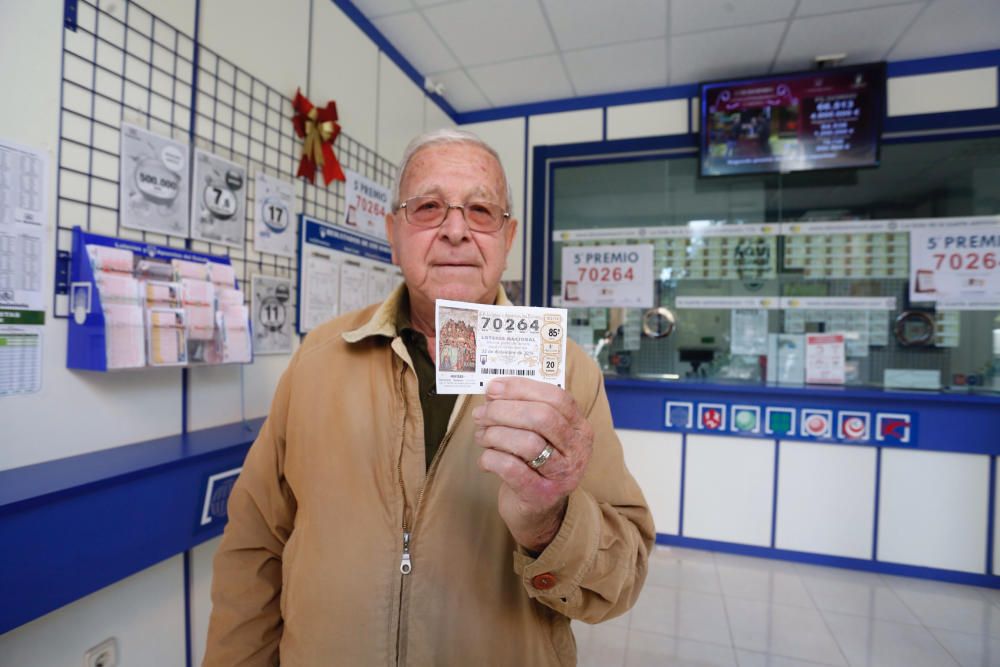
[434,299,567,395]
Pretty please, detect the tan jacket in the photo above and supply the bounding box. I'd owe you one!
[204,287,654,666]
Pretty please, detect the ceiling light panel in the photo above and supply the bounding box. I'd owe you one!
[563,39,669,96]
[542,0,668,51]
[422,0,557,67]
[372,11,459,72]
[671,0,797,34]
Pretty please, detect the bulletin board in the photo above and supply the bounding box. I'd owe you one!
[53,0,398,339]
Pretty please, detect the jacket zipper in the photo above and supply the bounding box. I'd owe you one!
[394,382,470,666]
[399,394,469,574]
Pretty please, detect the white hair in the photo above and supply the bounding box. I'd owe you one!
[391,128,514,213]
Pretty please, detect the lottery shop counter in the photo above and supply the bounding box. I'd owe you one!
[604,377,1000,586]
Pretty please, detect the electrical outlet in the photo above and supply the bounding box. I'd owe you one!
[83,637,118,667]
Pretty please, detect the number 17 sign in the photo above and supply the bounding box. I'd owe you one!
[561,244,653,308]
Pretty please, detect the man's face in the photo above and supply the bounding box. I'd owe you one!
[386,142,517,313]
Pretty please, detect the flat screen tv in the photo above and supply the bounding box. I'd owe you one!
[700,62,886,177]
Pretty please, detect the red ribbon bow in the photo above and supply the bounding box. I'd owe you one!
[292,88,346,186]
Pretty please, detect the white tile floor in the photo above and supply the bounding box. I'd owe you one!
[572,545,1000,667]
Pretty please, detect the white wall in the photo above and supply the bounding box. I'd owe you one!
[460,117,527,282]
[0,556,186,667]
[0,0,448,662]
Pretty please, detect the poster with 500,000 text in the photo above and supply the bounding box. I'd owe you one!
[119,123,190,237]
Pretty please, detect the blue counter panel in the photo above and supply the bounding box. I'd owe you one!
[606,378,1000,455]
[0,419,262,634]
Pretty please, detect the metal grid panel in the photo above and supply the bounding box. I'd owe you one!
[54,0,397,319]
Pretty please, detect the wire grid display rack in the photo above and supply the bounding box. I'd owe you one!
[54,0,397,321]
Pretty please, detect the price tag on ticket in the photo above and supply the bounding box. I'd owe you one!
[435,299,568,394]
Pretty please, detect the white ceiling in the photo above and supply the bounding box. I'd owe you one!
[351,0,1000,114]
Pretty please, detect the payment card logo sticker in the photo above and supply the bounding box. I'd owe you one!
[837,411,870,441]
[731,405,761,434]
[876,413,912,444]
[698,403,726,431]
[800,409,833,439]
[665,401,694,429]
[764,407,796,436]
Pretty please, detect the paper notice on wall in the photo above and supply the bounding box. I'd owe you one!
[190,149,248,249]
[0,140,47,395]
[805,333,845,385]
[119,124,190,237]
[731,309,769,355]
[302,249,342,332]
[367,265,393,306]
[0,309,43,396]
[561,244,654,308]
[253,172,297,258]
[908,217,1000,309]
[0,139,48,313]
[339,260,369,314]
[251,275,293,355]
[343,169,390,242]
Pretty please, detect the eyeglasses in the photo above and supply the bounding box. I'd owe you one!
[398,195,509,233]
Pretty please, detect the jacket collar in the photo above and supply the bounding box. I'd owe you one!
[342,282,513,344]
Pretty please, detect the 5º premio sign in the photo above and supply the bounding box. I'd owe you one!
[561,244,654,308]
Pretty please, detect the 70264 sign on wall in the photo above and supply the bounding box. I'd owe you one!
[561,244,653,308]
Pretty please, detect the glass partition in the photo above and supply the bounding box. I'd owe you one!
[548,135,1000,393]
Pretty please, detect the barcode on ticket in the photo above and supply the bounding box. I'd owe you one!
[482,368,536,376]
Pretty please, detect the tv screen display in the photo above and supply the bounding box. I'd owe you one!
[700,63,885,177]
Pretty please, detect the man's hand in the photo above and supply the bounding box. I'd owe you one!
[472,378,594,553]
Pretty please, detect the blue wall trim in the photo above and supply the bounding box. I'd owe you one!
[0,419,261,634]
[655,534,1000,589]
[456,84,700,125]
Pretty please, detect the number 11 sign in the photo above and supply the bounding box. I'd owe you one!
[561,244,653,308]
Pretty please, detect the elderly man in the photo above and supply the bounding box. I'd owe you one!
[204,129,653,666]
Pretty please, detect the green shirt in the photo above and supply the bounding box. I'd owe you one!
[397,292,458,470]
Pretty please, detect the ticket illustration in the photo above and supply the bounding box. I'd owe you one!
[435,299,568,395]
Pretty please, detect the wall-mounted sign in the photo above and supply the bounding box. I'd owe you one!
[908,217,1000,310]
[200,467,242,527]
[561,244,653,308]
[119,123,189,237]
[251,275,293,355]
[297,215,399,334]
[254,172,296,258]
[191,149,247,249]
[343,169,390,242]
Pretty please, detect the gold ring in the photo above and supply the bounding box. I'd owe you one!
[528,443,555,470]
